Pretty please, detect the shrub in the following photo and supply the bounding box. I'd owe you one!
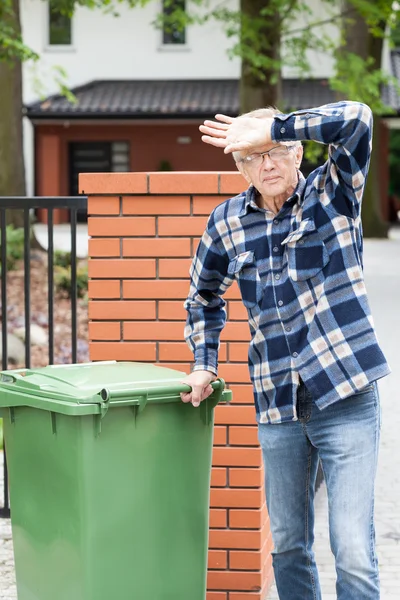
[0,225,25,275]
[54,262,88,299]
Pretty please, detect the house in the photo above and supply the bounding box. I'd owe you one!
[21,0,398,223]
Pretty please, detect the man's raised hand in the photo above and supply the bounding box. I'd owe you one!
[199,114,273,154]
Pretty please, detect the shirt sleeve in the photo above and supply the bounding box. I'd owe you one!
[271,101,373,219]
[184,223,233,375]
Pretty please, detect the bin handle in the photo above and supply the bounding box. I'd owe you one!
[99,378,226,405]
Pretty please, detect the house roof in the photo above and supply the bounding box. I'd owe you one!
[25,78,337,120]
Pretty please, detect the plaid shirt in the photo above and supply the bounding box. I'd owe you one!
[184,101,390,424]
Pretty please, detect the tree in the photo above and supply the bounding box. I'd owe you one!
[1,0,398,235]
[331,0,397,237]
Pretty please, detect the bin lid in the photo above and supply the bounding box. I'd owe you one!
[0,361,231,416]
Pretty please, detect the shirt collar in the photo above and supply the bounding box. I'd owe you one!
[238,171,306,218]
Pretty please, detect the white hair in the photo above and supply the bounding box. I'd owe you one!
[232,106,302,163]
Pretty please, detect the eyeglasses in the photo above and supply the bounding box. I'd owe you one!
[238,145,296,167]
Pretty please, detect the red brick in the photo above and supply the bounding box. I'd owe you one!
[221,322,251,341]
[158,258,192,278]
[217,363,251,384]
[158,301,187,320]
[192,195,228,215]
[149,172,219,194]
[208,528,263,550]
[123,280,189,299]
[230,467,263,488]
[88,280,120,299]
[123,321,184,341]
[88,259,156,279]
[229,550,264,571]
[209,509,227,528]
[208,550,228,570]
[88,217,155,237]
[123,238,191,257]
[88,195,120,215]
[123,196,190,215]
[89,238,121,257]
[214,405,255,426]
[211,468,227,487]
[88,301,156,321]
[229,426,260,446]
[212,447,261,467]
[213,426,227,446]
[80,173,147,194]
[228,384,254,405]
[206,593,227,600]
[210,488,263,509]
[219,172,247,194]
[224,283,241,300]
[89,342,156,362]
[228,342,250,362]
[89,322,121,341]
[228,301,248,321]
[207,570,262,591]
[229,540,272,573]
[158,343,227,362]
[158,216,208,236]
[229,506,268,530]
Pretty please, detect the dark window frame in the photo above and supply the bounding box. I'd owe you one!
[48,1,72,46]
[162,0,186,46]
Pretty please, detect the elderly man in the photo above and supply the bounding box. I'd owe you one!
[180,102,390,600]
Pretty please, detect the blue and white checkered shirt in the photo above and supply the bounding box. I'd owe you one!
[184,101,390,424]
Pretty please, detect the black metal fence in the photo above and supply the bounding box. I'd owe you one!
[0,196,87,518]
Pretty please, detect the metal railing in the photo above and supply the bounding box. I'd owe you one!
[0,196,87,518]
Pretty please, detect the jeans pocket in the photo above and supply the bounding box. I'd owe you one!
[352,383,374,396]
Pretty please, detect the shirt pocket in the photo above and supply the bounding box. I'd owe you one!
[228,250,261,309]
[281,218,329,282]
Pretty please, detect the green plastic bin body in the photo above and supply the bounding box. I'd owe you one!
[0,361,231,600]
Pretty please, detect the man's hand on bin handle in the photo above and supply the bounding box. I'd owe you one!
[180,370,217,408]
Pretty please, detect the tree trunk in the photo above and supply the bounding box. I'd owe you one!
[0,0,26,228]
[239,0,282,112]
[337,1,388,238]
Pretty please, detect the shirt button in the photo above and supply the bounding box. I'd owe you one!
[285,326,292,332]
[273,246,279,252]
[292,352,298,358]
[273,219,279,225]
[278,300,283,307]
[298,239,305,245]
[275,274,281,280]
[280,127,286,133]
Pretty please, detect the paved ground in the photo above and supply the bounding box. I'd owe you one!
[0,231,399,599]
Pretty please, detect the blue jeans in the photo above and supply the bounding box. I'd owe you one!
[258,381,381,600]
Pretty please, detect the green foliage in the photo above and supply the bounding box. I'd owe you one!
[0,0,38,62]
[303,141,328,167]
[54,262,88,299]
[330,53,397,115]
[54,250,72,268]
[0,225,24,275]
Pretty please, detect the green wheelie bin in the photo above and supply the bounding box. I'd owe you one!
[0,361,231,600]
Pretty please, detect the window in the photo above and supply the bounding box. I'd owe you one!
[48,1,72,46]
[69,141,130,197]
[162,0,186,45]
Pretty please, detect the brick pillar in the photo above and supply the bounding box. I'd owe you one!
[81,171,274,600]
